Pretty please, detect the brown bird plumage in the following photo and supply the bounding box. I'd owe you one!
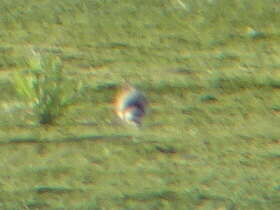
[115,84,147,126]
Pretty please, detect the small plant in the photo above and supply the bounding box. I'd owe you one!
[199,94,217,103]
[12,51,82,125]
[245,27,266,39]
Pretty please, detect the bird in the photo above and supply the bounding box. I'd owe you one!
[115,84,147,127]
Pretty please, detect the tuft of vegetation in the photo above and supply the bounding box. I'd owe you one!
[199,94,218,103]
[12,51,82,125]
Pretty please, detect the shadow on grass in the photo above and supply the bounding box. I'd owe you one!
[0,134,133,145]
[118,74,280,95]
[122,190,178,201]
[118,188,232,209]
[209,74,280,91]
[33,186,82,194]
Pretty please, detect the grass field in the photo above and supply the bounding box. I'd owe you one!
[0,0,280,209]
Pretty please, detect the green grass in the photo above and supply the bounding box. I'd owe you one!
[0,0,280,209]
[12,52,83,125]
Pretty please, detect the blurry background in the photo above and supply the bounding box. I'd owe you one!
[0,0,279,209]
